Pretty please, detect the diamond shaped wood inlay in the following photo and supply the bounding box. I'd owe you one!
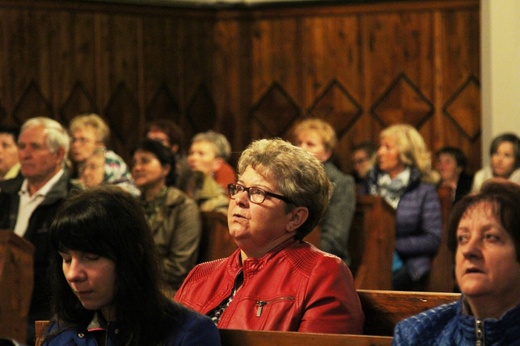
[371,73,433,128]
[13,80,53,124]
[251,82,300,138]
[443,76,481,141]
[308,79,362,136]
[186,84,216,134]
[146,83,180,124]
[60,81,98,125]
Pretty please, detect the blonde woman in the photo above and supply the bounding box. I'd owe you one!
[362,124,441,290]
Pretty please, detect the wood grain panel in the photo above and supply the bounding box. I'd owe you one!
[0,0,480,174]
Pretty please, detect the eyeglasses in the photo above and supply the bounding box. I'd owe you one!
[70,137,97,145]
[227,183,292,205]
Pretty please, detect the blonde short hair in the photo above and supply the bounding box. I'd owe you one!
[291,118,338,153]
[69,113,110,145]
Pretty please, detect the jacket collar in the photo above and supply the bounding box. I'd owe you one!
[230,238,298,274]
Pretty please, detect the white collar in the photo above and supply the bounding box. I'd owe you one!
[20,169,65,198]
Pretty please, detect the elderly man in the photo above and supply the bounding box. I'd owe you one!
[0,125,20,180]
[0,117,76,345]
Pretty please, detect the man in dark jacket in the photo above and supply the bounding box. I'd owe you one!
[0,117,77,346]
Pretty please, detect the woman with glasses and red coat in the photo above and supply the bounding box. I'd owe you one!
[174,138,364,334]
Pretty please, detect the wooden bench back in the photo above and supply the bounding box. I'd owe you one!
[358,289,460,335]
[34,321,392,346]
[427,185,455,292]
[219,329,392,346]
[349,196,395,290]
[197,211,237,263]
[0,230,35,343]
[34,289,460,345]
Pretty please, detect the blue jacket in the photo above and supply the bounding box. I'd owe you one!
[393,298,520,345]
[364,166,441,280]
[42,301,221,346]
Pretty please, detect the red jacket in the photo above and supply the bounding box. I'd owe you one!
[174,240,364,334]
[213,161,236,191]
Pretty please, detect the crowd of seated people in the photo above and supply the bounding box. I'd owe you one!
[0,115,232,344]
[4,114,520,345]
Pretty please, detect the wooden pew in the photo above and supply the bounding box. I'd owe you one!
[0,231,35,343]
[35,321,392,346]
[427,185,455,292]
[349,196,396,290]
[358,289,460,336]
[220,329,392,346]
[197,211,237,263]
[307,196,396,290]
[35,289,459,345]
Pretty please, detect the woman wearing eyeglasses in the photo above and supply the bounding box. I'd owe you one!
[174,138,364,334]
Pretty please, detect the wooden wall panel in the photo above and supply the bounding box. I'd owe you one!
[436,8,481,172]
[53,13,98,122]
[0,0,480,172]
[213,19,248,162]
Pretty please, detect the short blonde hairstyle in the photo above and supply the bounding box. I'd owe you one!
[380,124,439,184]
[238,138,332,239]
[69,113,110,145]
[291,118,338,153]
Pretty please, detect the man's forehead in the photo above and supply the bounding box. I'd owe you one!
[19,126,47,142]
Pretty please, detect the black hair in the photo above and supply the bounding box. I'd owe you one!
[47,186,177,345]
[0,124,20,141]
[489,133,520,170]
[447,180,520,262]
[145,118,185,154]
[132,139,176,186]
[435,146,468,170]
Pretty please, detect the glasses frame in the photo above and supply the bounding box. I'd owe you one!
[227,183,293,205]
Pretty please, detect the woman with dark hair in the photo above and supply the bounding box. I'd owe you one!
[434,146,474,204]
[472,132,520,192]
[42,186,220,345]
[131,139,202,296]
[393,180,520,345]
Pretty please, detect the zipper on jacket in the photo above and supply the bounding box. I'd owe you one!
[255,296,295,317]
[475,319,485,346]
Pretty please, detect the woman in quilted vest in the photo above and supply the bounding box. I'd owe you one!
[362,123,442,290]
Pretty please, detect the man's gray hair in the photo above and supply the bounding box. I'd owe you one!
[21,117,70,159]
